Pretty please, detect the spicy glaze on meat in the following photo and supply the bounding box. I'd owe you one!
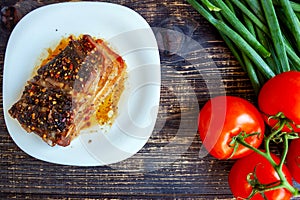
[9,35,126,146]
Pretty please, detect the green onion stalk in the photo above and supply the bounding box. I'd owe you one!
[187,0,300,94]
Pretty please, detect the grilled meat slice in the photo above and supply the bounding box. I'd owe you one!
[9,83,74,146]
[9,35,108,146]
[34,35,102,92]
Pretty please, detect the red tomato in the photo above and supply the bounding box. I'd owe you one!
[286,138,300,183]
[229,152,293,200]
[198,96,265,159]
[258,71,300,132]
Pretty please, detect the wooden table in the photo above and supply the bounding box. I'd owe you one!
[0,0,289,199]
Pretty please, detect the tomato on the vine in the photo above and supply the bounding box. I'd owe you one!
[198,96,265,159]
[229,152,293,200]
[287,138,300,183]
[258,71,300,132]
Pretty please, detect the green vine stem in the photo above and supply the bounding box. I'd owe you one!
[233,114,300,198]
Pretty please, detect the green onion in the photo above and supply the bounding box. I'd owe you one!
[187,0,275,79]
[243,0,266,23]
[279,0,300,51]
[261,0,290,72]
[274,0,300,12]
[290,1,300,12]
[212,0,271,58]
[223,0,235,15]
[200,0,220,11]
[231,0,269,34]
[187,0,300,92]
[243,15,256,38]
[242,53,261,95]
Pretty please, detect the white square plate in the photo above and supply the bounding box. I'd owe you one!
[3,2,161,166]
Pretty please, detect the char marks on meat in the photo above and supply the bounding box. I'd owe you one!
[9,35,116,147]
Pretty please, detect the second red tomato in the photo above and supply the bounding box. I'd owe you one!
[229,151,293,200]
[286,138,300,183]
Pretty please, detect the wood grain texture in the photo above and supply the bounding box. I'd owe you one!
[0,0,288,199]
